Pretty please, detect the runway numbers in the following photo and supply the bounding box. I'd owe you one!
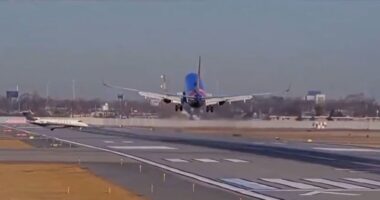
[194,158,219,163]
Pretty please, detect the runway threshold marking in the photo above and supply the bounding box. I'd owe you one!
[344,178,380,187]
[108,146,177,150]
[304,179,370,189]
[222,178,277,190]
[260,179,322,190]
[31,136,281,200]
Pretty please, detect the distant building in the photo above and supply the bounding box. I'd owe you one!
[305,90,326,105]
[345,93,366,102]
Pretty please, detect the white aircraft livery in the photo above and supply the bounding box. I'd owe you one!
[22,111,89,131]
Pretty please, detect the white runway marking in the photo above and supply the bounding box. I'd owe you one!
[304,179,369,189]
[224,159,249,163]
[261,179,321,190]
[108,146,177,150]
[104,140,115,144]
[345,178,380,187]
[194,158,219,163]
[36,138,281,199]
[165,158,189,163]
[313,147,380,153]
[222,178,276,190]
[122,140,134,144]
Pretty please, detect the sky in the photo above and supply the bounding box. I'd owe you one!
[1,0,380,100]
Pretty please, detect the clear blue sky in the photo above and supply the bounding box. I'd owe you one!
[1,1,380,100]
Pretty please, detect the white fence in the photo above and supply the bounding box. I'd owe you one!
[79,117,380,130]
[1,116,380,130]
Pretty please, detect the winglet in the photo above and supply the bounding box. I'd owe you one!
[21,110,37,121]
[102,81,139,92]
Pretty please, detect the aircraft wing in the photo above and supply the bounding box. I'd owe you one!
[205,93,273,106]
[205,95,253,106]
[103,82,182,104]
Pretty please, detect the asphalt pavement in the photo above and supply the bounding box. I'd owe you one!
[4,124,380,200]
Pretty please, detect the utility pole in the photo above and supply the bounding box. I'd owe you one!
[71,80,76,118]
[17,85,20,112]
[46,82,50,110]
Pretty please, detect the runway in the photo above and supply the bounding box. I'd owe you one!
[6,124,380,200]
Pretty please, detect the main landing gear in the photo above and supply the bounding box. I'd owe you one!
[206,106,214,113]
[175,105,183,112]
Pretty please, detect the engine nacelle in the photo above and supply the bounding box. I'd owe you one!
[218,101,226,106]
[162,99,172,104]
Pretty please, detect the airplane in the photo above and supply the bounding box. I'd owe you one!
[21,111,89,131]
[104,57,274,113]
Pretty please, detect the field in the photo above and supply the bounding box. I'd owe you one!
[0,163,145,200]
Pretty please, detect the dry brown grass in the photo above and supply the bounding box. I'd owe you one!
[0,139,32,149]
[0,163,145,200]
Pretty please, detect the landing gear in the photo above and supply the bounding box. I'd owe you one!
[175,105,183,112]
[206,106,214,113]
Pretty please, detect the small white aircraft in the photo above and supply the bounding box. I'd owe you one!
[21,111,89,131]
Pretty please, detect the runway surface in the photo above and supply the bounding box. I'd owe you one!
[5,124,380,200]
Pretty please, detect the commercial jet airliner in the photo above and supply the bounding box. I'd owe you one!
[104,57,273,113]
[22,111,89,131]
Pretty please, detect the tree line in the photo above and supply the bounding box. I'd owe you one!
[0,92,378,119]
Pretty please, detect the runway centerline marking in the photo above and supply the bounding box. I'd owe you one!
[165,158,189,163]
[122,140,134,144]
[194,158,219,163]
[304,179,369,189]
[104,140,115,144]
[108,146,177,150]
[224,159,249,163]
